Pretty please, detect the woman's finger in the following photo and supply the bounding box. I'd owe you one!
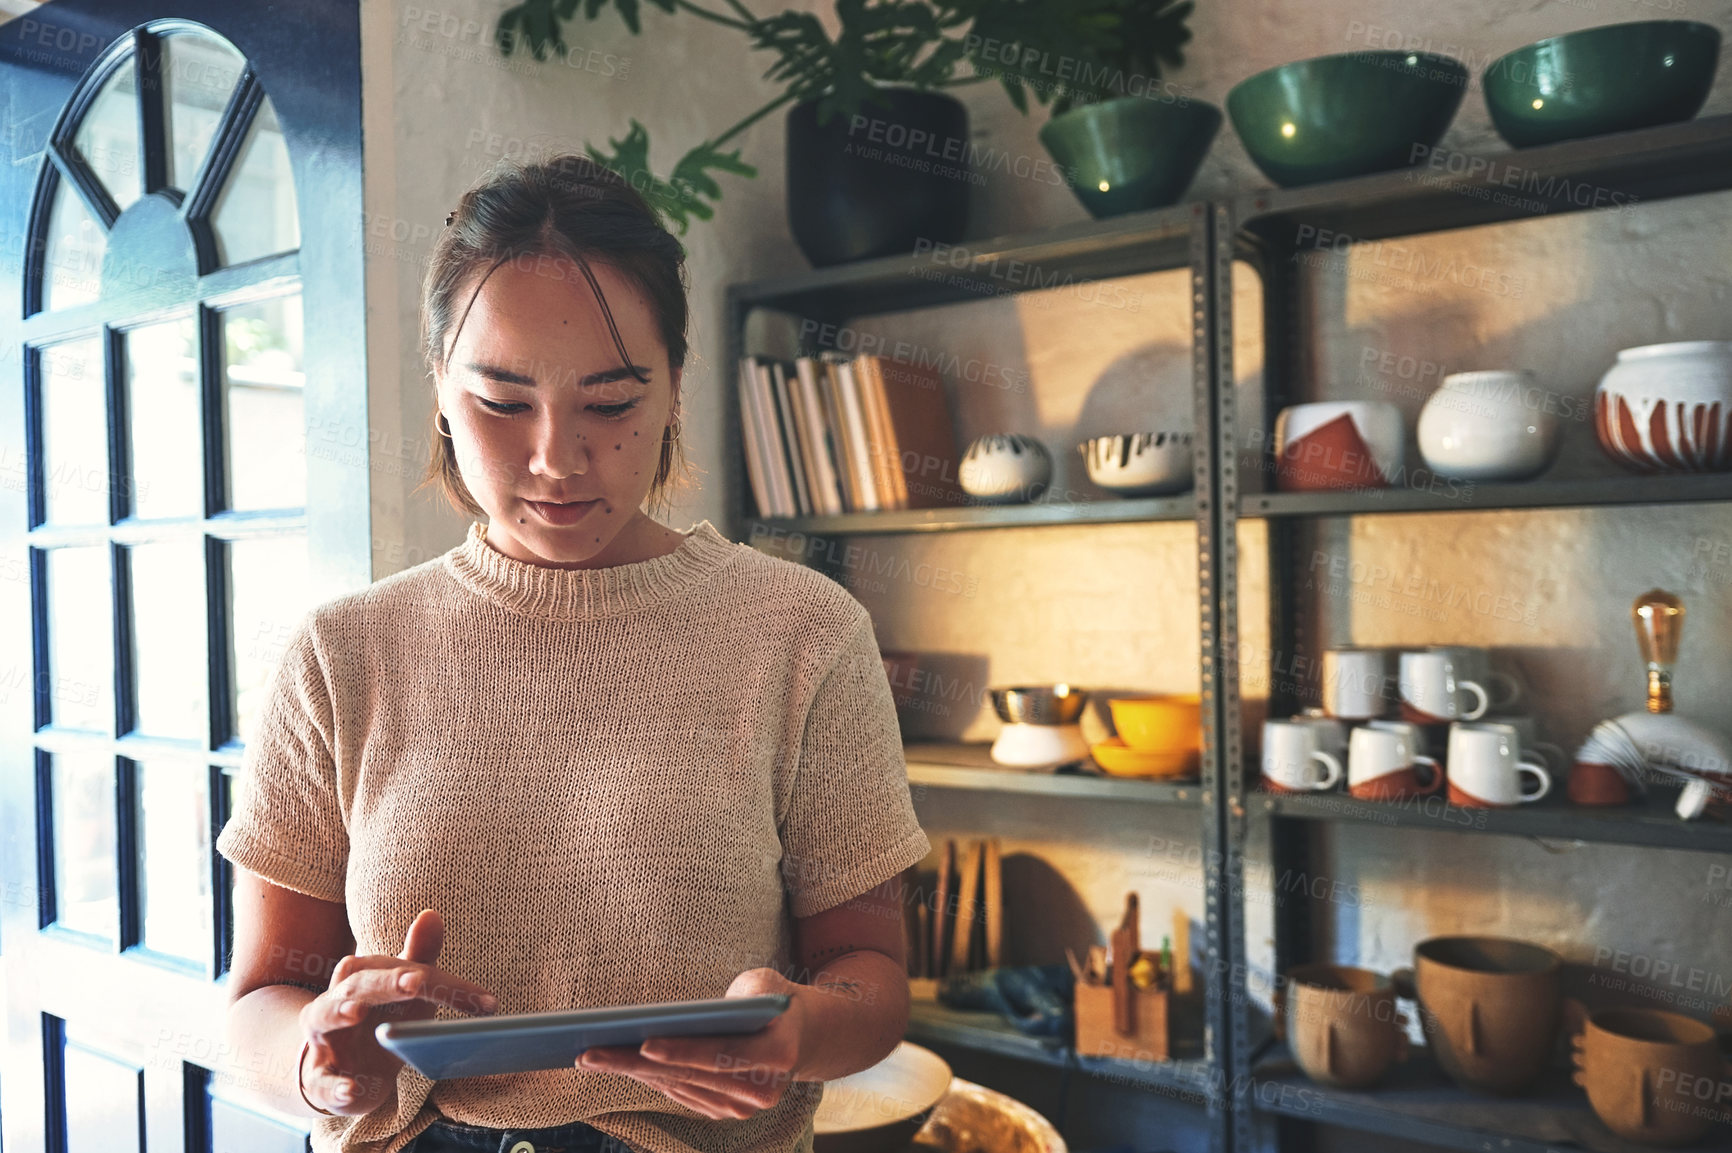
[583,1050,784,1107]
[643,1074,757,1120]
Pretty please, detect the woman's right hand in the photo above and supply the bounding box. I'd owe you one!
[297,908,498,1114]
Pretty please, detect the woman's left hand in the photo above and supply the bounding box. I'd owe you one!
[577,968,809,1120]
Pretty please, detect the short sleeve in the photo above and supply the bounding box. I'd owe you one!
[778,610,932,919]
[214,613,349,904]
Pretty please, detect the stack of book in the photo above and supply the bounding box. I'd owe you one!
[737,351,965,518]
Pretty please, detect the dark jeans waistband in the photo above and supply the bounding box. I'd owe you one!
[407,1115,631,1153]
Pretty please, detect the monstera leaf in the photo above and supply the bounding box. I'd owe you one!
[584,120,757,234]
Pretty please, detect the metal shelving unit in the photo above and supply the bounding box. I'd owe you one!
[1218,114,1732,1153]
[726,199,1237,1151]
[725,111,1732,1153]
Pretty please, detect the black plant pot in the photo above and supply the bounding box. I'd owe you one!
[786,86,972,267]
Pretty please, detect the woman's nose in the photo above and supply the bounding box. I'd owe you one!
[527,410,590,479]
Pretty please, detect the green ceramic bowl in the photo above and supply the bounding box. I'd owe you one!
[1038,95,1223,217]
[1483,20,1719,148]
[1227,51,1468,187]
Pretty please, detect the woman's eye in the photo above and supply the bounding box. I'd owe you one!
[595,401,639,419]
[477,398,528,414]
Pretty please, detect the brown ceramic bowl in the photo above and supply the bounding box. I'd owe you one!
[1409,936,1562,1095]
[814,1042,952,1153]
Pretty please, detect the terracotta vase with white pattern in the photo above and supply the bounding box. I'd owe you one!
[1594,340,1732,472]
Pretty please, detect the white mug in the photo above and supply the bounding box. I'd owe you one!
[1263,719,1344,794]
[1399,651,1489,723]
[1349,724,1443,799]
[1446,722,1551,807]
[1428,645,1522,710]
[1291,708,1349,760]
[1322,648,1392,720]
[1483,714,1568,772]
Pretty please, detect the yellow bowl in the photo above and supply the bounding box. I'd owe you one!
[1090,737,1199,779]
[1108,694,1203,752]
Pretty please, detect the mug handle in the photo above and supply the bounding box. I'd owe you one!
[1391,967,1416,1000]
[1487,670,1522,711]
[1458,679,1489,721]
[1517,759,1552,803]
[1529,740,1568,772]
[1412,755,1444,795]
[1310,750,1344,791]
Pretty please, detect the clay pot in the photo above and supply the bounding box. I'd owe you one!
[1282,964,1410,1089]
[1567,760,1632,806]
[1402,936,1562,1094]
[1273,401,1404,492]
[1572,1008,1725,1146]
[1594,340,1732,472]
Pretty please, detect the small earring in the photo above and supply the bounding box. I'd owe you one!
[436,412,453,438]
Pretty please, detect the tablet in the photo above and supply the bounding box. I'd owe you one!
[374,994,791,1080]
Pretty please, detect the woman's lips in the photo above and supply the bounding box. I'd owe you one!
[527,499,599,526]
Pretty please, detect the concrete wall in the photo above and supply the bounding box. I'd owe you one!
[358,0,1732,1141]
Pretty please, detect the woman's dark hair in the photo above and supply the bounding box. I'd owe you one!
[417,154,694,520]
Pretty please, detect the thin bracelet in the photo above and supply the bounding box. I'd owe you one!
[298,1039,336,1116]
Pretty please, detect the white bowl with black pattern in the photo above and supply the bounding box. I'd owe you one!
[1079,432,1194,496]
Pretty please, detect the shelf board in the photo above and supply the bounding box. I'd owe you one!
[905,1000,1213,1098]
[746,494,1198,537]
[1233,112,1732,244]
[906,743,1202,806]
[1252,1044,1731,1153]
[730,202,1202,320]
[1240,471,1732,518]
[905,998,1068,1066]
[1253,788,1732,853]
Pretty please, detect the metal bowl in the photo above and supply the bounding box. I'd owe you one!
[989,685,1089,726]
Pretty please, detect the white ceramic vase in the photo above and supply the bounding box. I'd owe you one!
[959,434,1051,503]
[1594,340,1732,472]
[1417,370,1562,482]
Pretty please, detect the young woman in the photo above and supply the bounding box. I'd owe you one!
[218,155,931,1153]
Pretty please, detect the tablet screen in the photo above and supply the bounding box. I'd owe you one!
[375,993,791,1080]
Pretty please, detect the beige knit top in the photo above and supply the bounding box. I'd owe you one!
[215,519,931,1153]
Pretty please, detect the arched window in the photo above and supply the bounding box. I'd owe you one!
[3,6,365,1141]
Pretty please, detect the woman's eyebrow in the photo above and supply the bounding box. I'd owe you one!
[464,361,653,387]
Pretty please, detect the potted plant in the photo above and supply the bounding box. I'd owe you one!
[1027,0,1220,218]
[493,0,1186,263]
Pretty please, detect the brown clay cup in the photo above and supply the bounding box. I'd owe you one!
[1571,1008,1725,1146]
[1400,936,1562,1095]
[1282,964,1410,1089]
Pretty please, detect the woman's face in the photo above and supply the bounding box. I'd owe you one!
[435,252,680,569]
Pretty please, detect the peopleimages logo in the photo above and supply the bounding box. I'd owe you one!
[1408,143,1640,213]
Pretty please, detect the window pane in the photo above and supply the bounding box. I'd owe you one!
[210,94,298,266]
[226,534,310,745]
[38,337,109,526]
[162,33,244,194]
[135,760,211,962]
[127,539,205,740]
[73,56,141,213]
[123,317,201,518]
[50,750,117,939]
[45,546,114,733]
[42,176,106,310]
[222,295,304,511]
